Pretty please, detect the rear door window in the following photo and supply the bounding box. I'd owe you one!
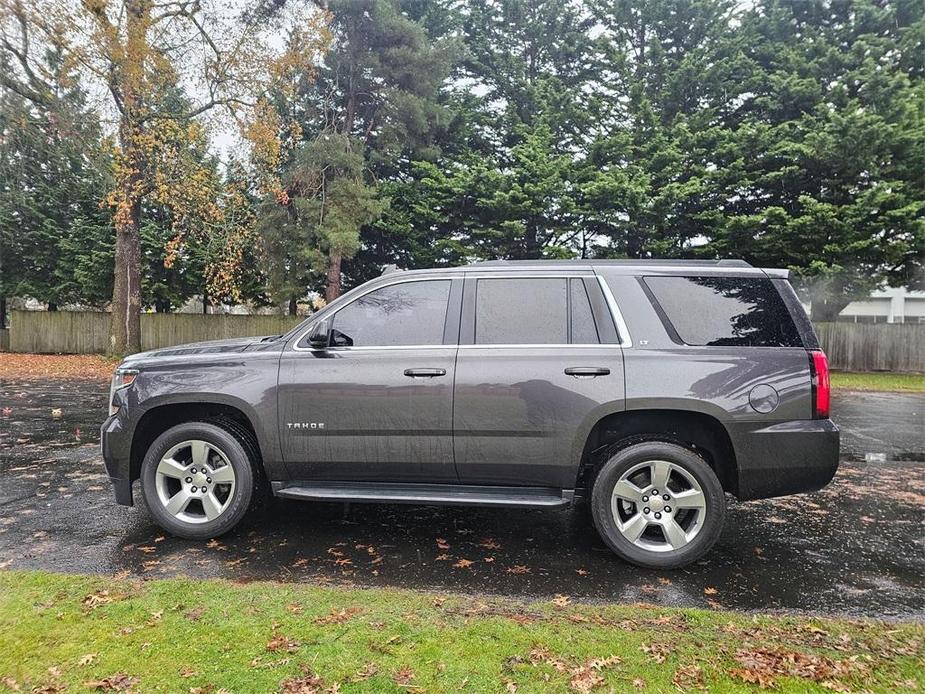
[474,277,602,345]
[642,276,803,347]
[476,278,568,344]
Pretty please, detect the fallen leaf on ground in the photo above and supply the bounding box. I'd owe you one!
[453,558,474,569]
[393,665,415,685]
[528,648,568,672]
[314,607,362,625]
[83,673,139,690]
[78,654,98,666]
[703,587,718,595]
[266,635,301,653]
[0,354,118,380]
[569,667,604,692]
[672,664,704,690]
[588,656,620,670]
[279,664,326,693]
[641,642,670,663]
[552,594,571,607]
[83,590,114,610]
[350,663,378,682]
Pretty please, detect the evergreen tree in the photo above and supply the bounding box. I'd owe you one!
[706,0,925,317]
[0,51,112,310]
[393,0,597,262]
[252,0,458,302]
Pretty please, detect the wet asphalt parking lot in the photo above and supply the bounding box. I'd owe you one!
[0,378,922,619]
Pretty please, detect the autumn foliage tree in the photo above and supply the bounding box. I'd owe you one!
[0,0,328,352]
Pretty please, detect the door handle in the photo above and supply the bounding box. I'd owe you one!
[565,367,610,377]
[404,368,447,378]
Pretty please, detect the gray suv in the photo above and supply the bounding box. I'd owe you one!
[101,260,838,569]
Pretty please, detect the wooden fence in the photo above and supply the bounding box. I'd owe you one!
[7,310,303,355]
[815,322,925,373]
[4,311,924,372]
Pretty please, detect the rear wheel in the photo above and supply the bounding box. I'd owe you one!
[140,421,255,540]
[591,440,725,569]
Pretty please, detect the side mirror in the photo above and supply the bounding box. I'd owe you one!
[306,320,330,349]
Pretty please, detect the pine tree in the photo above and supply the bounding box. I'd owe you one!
[253,0,458,301]
[0,51,112,310]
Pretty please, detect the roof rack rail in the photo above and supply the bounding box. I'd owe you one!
[467,259,752,267]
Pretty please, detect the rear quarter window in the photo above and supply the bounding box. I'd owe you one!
[642,276,803,347]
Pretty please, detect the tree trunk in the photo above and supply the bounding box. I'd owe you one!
[110,201,142,354]
[109,0,145,355]
[47,302,58,312]
[202,286,209,315]
[288,296,298,315]
[523,220,540,259]
[0,297,6,328]
[325,253,342,302]
[810,297,850,323]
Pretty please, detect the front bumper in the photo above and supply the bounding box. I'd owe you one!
[101,413,134,506]
[730,418,840,500]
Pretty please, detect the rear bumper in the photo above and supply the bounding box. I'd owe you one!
[101,413,134,506]
[729,418,840,500]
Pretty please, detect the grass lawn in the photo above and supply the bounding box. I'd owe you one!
[0,571,922,693]
[830,371,925,393]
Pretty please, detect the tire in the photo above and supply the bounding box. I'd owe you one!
[590,440,725,569]
[140,421,256,540]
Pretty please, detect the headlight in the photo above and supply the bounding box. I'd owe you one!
[109,368,138,416]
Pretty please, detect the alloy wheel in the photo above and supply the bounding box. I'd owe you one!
[610,459,707,552]
[154,439,236,524]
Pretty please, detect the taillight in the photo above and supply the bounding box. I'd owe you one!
[810,350,830,419]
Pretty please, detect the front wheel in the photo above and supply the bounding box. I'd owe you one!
[140,421,255,540]
[591,440,725,569]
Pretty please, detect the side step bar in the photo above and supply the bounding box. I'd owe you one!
[272,481,574,509]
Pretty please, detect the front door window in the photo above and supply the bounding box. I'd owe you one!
[330,280,451,347]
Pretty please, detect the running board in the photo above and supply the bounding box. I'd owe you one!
[272,481,574,508]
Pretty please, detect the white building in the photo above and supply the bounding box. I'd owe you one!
[829,287,925,324]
